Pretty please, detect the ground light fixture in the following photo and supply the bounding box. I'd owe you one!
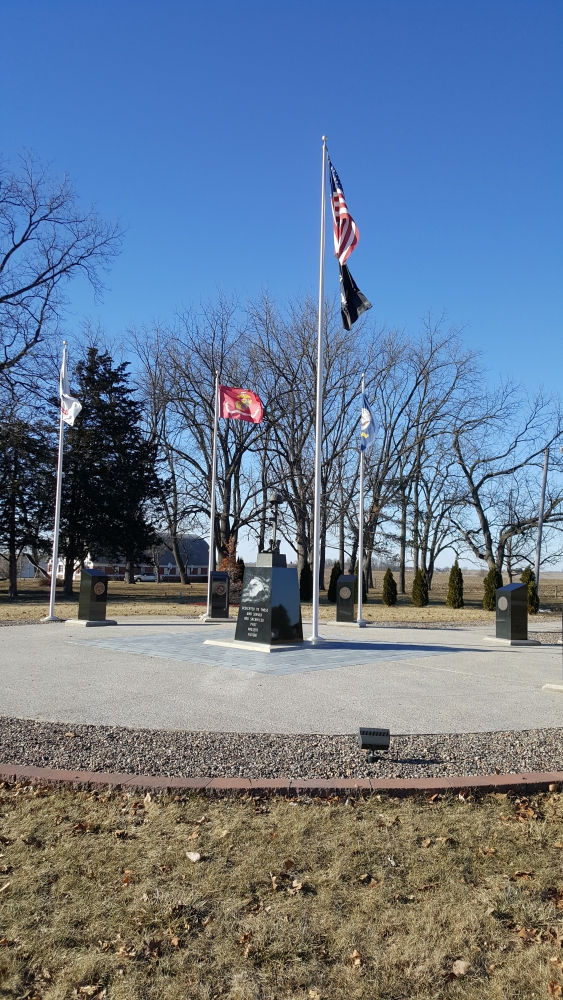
[358,727,391,763]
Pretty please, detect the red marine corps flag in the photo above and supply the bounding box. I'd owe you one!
[205,379,264,617]
[219,386,263,423]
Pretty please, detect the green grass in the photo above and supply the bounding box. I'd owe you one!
[2,783,563,998]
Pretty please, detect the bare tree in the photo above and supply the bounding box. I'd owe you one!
[451,383,563,571]
[165,297,267,564]
[249,293,369,581]
[0,153,122,396]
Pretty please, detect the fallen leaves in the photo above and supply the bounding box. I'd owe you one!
[113,829,127,840]
[452,959,470,976]
[358,873,380,888]
[72,821,90,835]
[548,982,563,997]
[511,870,533,881]
[350,948,363,967]
[479,846,496,856]
[237,931,252,958]
[517,926,539,942]
[287,880,303,896]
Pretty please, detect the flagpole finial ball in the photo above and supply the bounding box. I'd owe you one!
[322,135,327,141]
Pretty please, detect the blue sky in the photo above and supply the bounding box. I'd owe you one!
[1,0,561,395]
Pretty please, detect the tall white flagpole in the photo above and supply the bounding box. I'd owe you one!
[205,372,220,618]
[44,342,67,622]
[357,373,367,626]
[534,446,549,589]
[308,135,328,644]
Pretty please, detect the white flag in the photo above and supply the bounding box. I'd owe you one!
[60,350,82,427]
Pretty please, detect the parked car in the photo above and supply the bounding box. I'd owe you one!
[134,572,156,582]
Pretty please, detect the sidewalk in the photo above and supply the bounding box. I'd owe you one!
[1,617,562,734]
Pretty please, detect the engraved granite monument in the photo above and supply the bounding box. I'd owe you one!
[235,549,303,646]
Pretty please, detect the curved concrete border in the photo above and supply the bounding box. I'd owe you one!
[1,762,561,797]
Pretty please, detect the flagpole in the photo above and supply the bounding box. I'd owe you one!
[205,372,220,618]
[308,136,328,644]
[43,342,67,622]
[357,373,367,626]
[534,446,549,589]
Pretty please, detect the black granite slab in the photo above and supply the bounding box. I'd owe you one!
[496,582,528,640]
[235,553,303,646]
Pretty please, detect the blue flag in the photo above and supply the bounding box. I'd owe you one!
[360,394,376,452]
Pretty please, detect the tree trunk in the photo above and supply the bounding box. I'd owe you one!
[399,490,407,594]
[8,541,18,599]
[171,534,188,584]
[319,508,327,590]
[412,474,420,572]
[339,508,345,571]
[7,483,18,598]
[63,541,76,597]
[506,535,513,583]
[125,558,136,584]
[295,505,309,575]
[348,532,358,574]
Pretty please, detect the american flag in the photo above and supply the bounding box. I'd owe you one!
[328,157,359,265]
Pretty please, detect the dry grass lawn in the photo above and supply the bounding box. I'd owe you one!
[2,784,563,998]
[2,573,561,625]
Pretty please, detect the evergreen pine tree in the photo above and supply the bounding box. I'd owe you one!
[59,348,158,594]
[483,567,503,610]
[520,566,540,614]
[327,560,341,603]
[299,562,313,601]
[411,567,429,607]
[446,559,464,609]
[381,567,398,606]
[0,418,55,598]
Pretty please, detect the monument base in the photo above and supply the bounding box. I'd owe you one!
[64,619,117,627]
[198,614,237,623]
[482,636,541,646]
[204,638,301,653]
[323,619,368,628]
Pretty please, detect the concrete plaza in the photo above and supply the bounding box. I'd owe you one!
[1,617,562,735]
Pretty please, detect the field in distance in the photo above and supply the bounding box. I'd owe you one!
[1,572,562,625]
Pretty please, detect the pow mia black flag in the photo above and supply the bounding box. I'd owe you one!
[339,263,372,330]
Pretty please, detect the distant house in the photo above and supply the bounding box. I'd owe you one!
[44,534,209,582]
[1,552,37,580]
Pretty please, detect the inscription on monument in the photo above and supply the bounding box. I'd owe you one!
[235,557,303,646]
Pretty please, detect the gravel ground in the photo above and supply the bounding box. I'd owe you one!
[1,716,562,780]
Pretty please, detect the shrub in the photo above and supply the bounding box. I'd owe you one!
[327,561,341,603]
[520,566,540,614]
[483,567,503,610]
[411,568,429,607]
[381,568,397,606]
[446,560,464,609]
[299,562,313,602]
